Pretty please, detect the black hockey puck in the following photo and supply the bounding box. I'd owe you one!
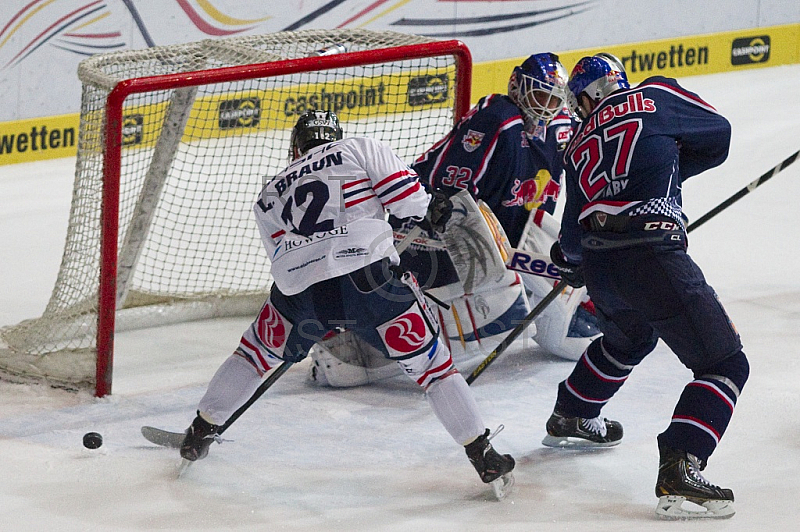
[83,432,103,449]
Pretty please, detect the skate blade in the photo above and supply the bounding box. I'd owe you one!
[656,495,735,519]
[490,472,515,500]
[176,458,193,478]
[541,434,620,449]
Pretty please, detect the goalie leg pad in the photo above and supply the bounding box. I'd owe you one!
[518,209,599,360]
[524,275,595,361]
[308,329,400,388]
[438,277,533,344]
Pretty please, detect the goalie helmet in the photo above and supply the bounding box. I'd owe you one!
[567,54,630,119]
[289,109,343,160]
[508,53,569,126]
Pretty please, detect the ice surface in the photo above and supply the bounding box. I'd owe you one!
[1,64,799,531]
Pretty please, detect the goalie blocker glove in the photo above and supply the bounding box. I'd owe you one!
[550,241,585,288]
[417,189,453,234]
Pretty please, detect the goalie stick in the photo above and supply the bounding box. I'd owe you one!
[687,149,799,232]
[142,225,427,450]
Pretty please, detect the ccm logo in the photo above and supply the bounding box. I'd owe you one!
[644,221,680,231]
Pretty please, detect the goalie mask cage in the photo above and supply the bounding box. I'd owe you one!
[0,29,472,397]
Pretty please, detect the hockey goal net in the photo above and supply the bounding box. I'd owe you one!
[0,29,472,396]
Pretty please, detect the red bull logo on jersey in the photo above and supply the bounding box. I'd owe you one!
[573,91,656,146]
[461,129,485,153]
[502,169,553,210]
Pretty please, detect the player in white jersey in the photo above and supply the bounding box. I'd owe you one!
[179,110,515,496]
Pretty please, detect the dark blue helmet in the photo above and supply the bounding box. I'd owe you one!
[290,109,343,159]
[508,52,569,126]
[567,54,629,118]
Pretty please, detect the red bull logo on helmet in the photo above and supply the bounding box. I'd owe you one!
[546,68,566,88]
[606,70,624,83]
[571,62,586,75]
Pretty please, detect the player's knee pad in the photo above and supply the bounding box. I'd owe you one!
[697,349,749,397]
[308,329,399,387]
[376,286,439,356]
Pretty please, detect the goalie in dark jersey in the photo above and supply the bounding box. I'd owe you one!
[308,53,598,389]
[406,51,597,361]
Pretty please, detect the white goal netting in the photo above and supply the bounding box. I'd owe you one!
[0,29,470,394]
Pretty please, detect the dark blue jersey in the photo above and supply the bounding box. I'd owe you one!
[412,94,573,247]
[560,76,731,262]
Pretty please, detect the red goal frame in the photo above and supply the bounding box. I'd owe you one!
[95,40,472,396]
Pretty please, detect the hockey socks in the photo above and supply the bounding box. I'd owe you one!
[658,350,748,462]
[426,372,485,445]
[197,353,264,425]
[555,339,634,419]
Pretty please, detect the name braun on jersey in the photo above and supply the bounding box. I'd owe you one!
[275,148,344,196]
[258,145,345,213]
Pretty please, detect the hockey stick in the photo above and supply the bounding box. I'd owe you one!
[218,224,422,430]
[687,149,799,233]
[142,360,294,450]
[466,280,566,385]
[395,224,425,253]
[146,226,427,446]
[218,360,293,435]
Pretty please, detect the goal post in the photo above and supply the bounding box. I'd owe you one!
[0,29,472,397]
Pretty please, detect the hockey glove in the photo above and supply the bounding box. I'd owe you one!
[418,189,453,234]
[550,241,585,288]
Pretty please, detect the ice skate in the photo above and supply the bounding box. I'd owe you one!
[465,427,516,499]
[180,412,220,461]
[654,446,735,519]
[541,410,623,448]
